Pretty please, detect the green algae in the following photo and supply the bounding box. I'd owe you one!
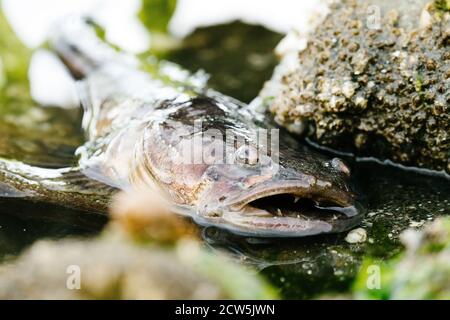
[0,8,84,166]
[353,217,450,300]
[434,0,450,12]
[139,0,177,33]
[0,9,32,114]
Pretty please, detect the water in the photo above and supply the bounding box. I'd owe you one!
[0,105,106,262]
[1,150,447,297]
[0,200,105,262]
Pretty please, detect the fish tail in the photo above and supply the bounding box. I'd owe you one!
[50,16,133,78]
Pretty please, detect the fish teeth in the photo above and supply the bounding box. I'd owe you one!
[293,196,300,203]
[276,208,282,216]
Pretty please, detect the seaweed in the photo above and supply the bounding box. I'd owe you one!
[353,218,450,300]
[0,9,32,113]
[139,0,177,33]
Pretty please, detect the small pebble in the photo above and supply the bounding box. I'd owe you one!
[409,220,424,228]
[345,228,367,244]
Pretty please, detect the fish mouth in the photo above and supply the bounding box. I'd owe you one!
[220,183,363,237]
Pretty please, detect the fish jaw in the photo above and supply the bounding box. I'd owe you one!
[195,164,363,237]
[206,199,362,238]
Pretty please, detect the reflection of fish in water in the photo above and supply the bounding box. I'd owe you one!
[0,18,364,237]
[202,226,360,268]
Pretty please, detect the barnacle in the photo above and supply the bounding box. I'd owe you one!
[268,0,450,173]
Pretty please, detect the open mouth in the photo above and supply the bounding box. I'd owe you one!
[221,190,363,237]
[247,194,357,221]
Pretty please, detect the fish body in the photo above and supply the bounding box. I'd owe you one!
[2,18,364,237]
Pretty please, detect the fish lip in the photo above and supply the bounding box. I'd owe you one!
[226,180,355,214]
[214,193,364,238]
[217,210,365,238]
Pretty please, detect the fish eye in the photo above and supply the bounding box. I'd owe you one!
[235,145,259,165]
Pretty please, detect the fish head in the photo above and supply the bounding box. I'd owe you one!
[196,140,363,237]
[140,96,363,237]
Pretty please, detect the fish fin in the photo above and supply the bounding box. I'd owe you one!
[0,158,115,214]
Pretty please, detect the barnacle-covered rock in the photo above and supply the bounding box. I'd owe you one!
[267,0,450,173]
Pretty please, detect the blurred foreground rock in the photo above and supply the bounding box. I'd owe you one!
[0,191,277,299]
[353,217,450,299]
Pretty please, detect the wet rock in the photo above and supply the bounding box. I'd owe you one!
[164,22,283,103]
[266,0,450,174]
[0,191,277,299]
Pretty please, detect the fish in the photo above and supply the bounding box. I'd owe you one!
[0,17,364,237]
